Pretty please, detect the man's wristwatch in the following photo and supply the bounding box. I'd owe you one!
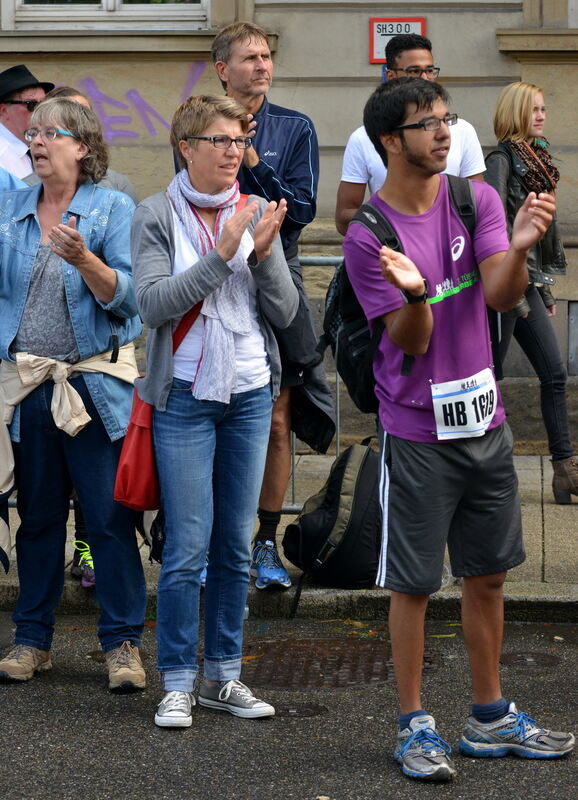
[400,279,428,305]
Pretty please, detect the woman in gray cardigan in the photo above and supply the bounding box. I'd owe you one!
[131,95,297,729]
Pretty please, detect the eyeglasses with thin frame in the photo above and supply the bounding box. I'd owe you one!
[389,66,441,79]
[187,135,253,150]
[24,127,77,142]
[395,113,458,133]
[2,99,40,112]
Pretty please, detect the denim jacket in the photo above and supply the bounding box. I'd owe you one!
[0,180,142,441]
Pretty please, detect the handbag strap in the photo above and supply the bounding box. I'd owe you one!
[171,193,249,355]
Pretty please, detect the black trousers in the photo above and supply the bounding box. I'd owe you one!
[499,284,573,460]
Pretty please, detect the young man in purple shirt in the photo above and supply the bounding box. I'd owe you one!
[344,78,574,782]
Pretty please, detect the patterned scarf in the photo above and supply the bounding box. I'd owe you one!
[509,138,560,194]
[166,170,252,403]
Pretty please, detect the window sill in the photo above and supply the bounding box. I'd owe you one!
[0,28,221,53]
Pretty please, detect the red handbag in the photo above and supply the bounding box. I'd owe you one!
[114,194,248,511]
[114,303,202,511]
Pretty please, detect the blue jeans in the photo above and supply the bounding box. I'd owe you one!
[499,284,573,460]
[153,379,272,691]
[12,376,147,651]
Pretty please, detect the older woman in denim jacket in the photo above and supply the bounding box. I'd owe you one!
[0,98,147,690]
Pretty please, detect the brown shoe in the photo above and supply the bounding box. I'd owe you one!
[0,645,52,682]
[552,456,578,504]
[105,640,146,692]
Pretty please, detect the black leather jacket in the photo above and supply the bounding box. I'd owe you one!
[485,142,566,284]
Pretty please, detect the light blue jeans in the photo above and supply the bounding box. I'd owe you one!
[153,379,272,691]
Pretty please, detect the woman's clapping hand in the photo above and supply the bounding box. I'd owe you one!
[252,199,287,261]
[216,198,286,264]
[49,216,88,267]
[216,200,260,262]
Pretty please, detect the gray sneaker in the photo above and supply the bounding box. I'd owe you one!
[0,645,52,682]
[155,691,195,728]
[198,679,275,719]
[459,703,575,759]
[394,715,456,781]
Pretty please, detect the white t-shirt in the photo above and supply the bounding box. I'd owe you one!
[0,123,33,179]
[170,207,270,393]
[340,118,485,194]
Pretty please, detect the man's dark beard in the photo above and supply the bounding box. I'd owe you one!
[399,131,446,175]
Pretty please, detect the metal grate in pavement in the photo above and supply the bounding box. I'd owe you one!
[501,651,560,667]
[241,637,437,689]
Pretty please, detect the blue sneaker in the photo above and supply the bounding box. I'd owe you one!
[250,540,291,590]
[459,702,575,759]
[394,715,456,781]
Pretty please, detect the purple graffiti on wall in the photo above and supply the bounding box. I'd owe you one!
[77,62,207,143]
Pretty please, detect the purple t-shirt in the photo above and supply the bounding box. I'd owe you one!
[343,176,510,443]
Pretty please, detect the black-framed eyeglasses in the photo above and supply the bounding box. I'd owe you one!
[2,99,40,112]
[187,135,252,150]
[389,66,441,79]
[24,127,76,142]
[395,113,458,132]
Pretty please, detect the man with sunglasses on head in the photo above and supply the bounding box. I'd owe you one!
[343,77,574,781]
[335,34,485,234]
[0,65,53,179]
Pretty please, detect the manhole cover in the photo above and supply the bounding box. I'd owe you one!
[501,651,560,667]
[241,637,435,689]
[275,704,328,717]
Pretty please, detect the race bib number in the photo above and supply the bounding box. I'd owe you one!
[431,368,496,440]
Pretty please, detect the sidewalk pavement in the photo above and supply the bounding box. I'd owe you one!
[0,454,576,622]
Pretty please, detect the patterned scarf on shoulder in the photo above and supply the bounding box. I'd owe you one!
[166,170,252,403]
[509,138,560,194]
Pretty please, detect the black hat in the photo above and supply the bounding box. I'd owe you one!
[0,65,54,101]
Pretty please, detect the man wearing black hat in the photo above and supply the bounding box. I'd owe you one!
[0,65,54,179]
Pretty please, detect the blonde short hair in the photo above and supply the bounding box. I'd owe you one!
[170,94,249,169]
[493,81,543,143]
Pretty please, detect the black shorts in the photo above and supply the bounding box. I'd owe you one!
[377,422,525,594]
[280,361,305,389]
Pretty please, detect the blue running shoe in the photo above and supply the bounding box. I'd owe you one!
[394,715,456,781]
[250,540,291,590]
[459,702,575,759]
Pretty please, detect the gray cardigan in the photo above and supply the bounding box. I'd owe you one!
[131,192,298,410]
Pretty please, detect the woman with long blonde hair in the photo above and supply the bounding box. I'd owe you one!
[485,82,577,504]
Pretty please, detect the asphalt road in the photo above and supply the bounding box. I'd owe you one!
[0,611,576,800]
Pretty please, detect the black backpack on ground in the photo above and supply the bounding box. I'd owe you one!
[282,437,381,616]
[318,175,478,414]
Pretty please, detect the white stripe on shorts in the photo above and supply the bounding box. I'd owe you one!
[376,432,390,588]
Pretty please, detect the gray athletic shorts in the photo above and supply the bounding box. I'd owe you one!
[377,422,525,594]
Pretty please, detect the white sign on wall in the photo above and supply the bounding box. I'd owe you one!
[369,18,427,64]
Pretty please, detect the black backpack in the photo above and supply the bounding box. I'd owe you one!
[319,175,477,414]
[282,437,381,616]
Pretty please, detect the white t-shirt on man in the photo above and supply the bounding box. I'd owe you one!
[340,118,485,194]
[0,123,33,179]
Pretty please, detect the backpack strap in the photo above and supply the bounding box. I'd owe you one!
[349,201,414,377]
[350,202,401,249]
[446,174,477,238]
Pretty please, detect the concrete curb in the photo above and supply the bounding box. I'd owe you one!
[246,584,578,623]
[0,577,576,624]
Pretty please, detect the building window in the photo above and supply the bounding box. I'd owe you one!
[1,0,207,30]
